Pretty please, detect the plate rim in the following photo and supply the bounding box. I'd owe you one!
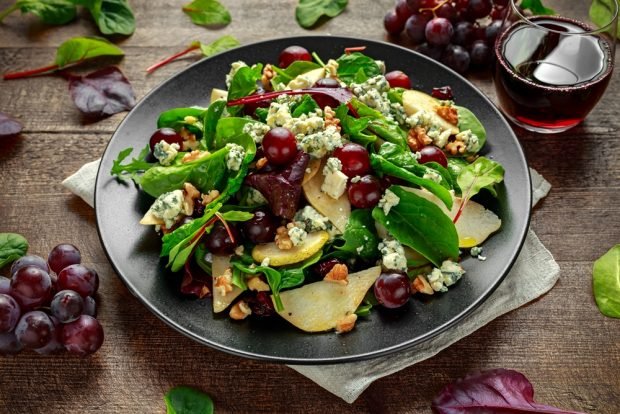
[95,35,532,364]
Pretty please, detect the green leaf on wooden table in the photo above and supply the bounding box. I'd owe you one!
[520,0,555,15]
[593,245,620,318]
[0,233,29,269]
[198,35,240,57]
[88,0,135,36]
[55,36,124,68]
[295,0,348,28]
[13,0,76,24]
[590,0,620,36]
[182,0,231,27]
[164,386,214,414]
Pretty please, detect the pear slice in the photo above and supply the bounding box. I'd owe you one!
[252,231,329,267]
[210,88,228,103]
[286,68,325,90]
[302,161,351,233]
[400,187,501,248]
[275,266,381,332]
[212,254,242,313]
[302,158,322,185]
[402,89,459,135]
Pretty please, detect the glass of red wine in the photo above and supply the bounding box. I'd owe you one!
[494,0,618,133]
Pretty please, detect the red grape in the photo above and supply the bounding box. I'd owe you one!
[425,18,454,47]
[418,145,448,167]
[62,315,104,357]
[405,14,430,44]
[416,43,445,60]
[485,19,503,43]
[0,294,20,333]
[314,78,340,88]
[262,127,298,166]
[374,272,411,308]
[83,296,97,317]
[385,70,412,89]
[204,221,239,255]
[384,9,406,35]
[314,258,344,279]
[10,255,49,276]
[57,264,99,298]
[34,316,65,355]
[48,243,81,274]
[278,46,311,69]
[347,175,382,208]
[247,291,275,318]
[431,86,454,100]
[241,209,278,244]
[453,21,475,46]
[493,0,508,6]
[333,143,371,178]
[470,40,492,66]
[15,310,55,349]
[406,0,422,10]
[0,332,23,355]
[395,0,413,20]
[148,127,184,152]
[442,44,471,73]
[10,266,52,310]
[50,290,84,323]
[436,2,457,22]
[0,276,10,295]
[468,0,492,19]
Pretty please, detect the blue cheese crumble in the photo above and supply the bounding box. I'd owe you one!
[470,246,486,261]
[427,260,465,292]
[294,206,332,232]
[378,189,400,215]
[242,122,271,144]
[455,129,481,153]
[298,125,343,159]
[321,157,348,199]
[287,225,308,247]
[153,140,179,166]
[283,112,325,136]
[351,75,392,118]
[422,169,442,184]
[406,110,452,148]
[225,143,245,171]
[379,238,407,272]
[146,189,185,229]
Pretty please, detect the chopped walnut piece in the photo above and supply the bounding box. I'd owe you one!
[182,182,201,215]
[435,105,459,125]
[201,189,220,205]
[247,276,270,292]
[335,313,357,334]
[256,156,268,169]
[229,300,252,320]
[275,226,293,250]
[261,64,275,92]
[182,149,208,163]
[324,263,349,285]
[180,128,199,151]
[407,126,433,152]
[214,268,234,297]
[445,140,466,156]
[411,275,434,295]
[323,106,341,132]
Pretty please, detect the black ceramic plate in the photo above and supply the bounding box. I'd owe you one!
[95,36,531,364]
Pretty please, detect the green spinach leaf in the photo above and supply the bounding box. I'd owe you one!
[182,0,230,27]
[349,98,407,148]
[271,60,321,85]
[335,209,379,261]
[456,105,486,153]
[157,107,206,136]
[456,156,504,199]
[295,0,347,28]
[230,259,284,311]
[198,35,239,56]
[202,100,227,150]
[0,233,28,269]
[227,64,263,116]
[291,94,319,117]
[55,36,124,68]
[521,0,555,15]
[336,52,380,84]
[593,244,620,318]
[280,250,323,289]
[335,104,375,146]
[9,0,76,24]
[372,186,459,267]
[164,386,214,414]
[87,0,135,36]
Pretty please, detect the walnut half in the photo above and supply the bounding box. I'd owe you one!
[324,263,348,285]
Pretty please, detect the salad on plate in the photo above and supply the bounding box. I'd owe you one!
[110,45,505,334]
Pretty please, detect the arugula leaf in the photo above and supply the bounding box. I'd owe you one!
[590,0,620,36]
[456,105,486,153]
[372,186,459,267]
[295,0,347,28]
[271,60,321,85]
[334,209,379,261]
[110,144,155,182]
[164,386,214,414]
[335,104,376,146]
[157,107,206,136]
[182,0,230,27]
[0,233,28,268]
[10,0,76,24]
[336,52,381,84]
[55,36,124,68]
[198,35,240,56]
[86,0,135,36]
[456,156,505,199]
[521,0,555,15]
[593,244,620,318]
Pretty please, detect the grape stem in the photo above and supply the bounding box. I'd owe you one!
[146,44,201,73]
[419,0,450,17]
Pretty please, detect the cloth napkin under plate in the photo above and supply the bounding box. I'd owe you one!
[63,162,558,403]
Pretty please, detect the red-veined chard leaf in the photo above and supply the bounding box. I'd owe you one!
[0,112,23,137]
[55,36,124,67]
[295,0,348,28]
[67,66,135,118]
[432,369,587,414]
[90,0,135,36]
[182,0,231,27]
[164,386,214,414]
[592,244,620,318]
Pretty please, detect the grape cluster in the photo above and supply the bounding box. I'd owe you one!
[384,0,508,73]
[0,244,103,357]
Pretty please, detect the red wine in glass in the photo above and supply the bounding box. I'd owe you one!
[494,16,614,133]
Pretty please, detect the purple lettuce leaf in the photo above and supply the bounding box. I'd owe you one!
[181,258,212,299]
[67,66,136,119]
[432,369,587,414]
[0,112,23,137]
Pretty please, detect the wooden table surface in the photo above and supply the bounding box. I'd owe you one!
[1,0,618,412]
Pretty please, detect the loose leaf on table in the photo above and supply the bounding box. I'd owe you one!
[67,66,136,118]
[295,0,348,29]
[590,0,620,36]
[182,0,231,27]
[3,36,124,80]
[0,112,23,137]
[456,156,505,199]
[164,386,214,414]
[0,233,29,269]
[84,0,136,36]
[336,52,381,84]
[521,0,555,15]
[372,186,458,267]
[432,369,587,414]
[0,0,76,25]
[592,244,620,318]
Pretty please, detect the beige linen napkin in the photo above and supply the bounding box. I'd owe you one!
[63,163,558,403]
